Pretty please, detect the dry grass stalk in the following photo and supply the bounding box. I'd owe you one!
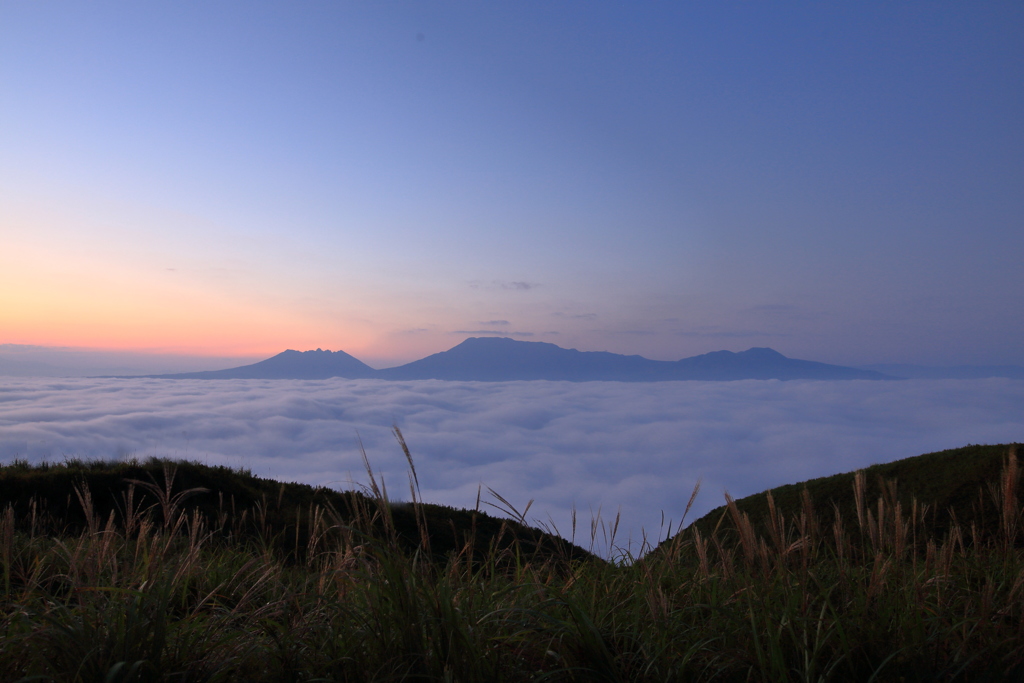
[0,446,1022,680]
[853,469,867,533]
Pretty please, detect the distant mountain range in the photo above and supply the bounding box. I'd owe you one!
[143,337,893,382]
[151,348,377,380]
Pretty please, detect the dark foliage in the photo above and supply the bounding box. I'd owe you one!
[0,456,592,566]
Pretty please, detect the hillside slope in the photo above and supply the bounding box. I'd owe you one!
[661,443,1021,553]
[0,457,592,564]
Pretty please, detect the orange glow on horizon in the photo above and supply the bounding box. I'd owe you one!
[2,210,470,365]
[1,243,379,360]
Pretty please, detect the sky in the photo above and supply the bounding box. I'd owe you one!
[2,2,1023,368]
[4,376,1023,556]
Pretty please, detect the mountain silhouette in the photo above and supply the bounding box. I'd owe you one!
[149,349,377,380]
[143,337,891,381]
[377,337,891,381]
[376,337,661,381]
[670,346,887,381]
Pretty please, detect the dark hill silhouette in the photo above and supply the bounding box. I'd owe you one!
[652,443,1022,560]
[138,337,892,381]
[149,348,377,380]
[0,456,594,565]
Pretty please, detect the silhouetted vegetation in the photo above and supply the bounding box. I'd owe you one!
[0,450,588,567]
[674,443,1020,548]
[0,439,1022,681]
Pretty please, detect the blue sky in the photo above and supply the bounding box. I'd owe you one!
[2,2,1022,367]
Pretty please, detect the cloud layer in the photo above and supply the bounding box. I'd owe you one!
[2,377,1022,554]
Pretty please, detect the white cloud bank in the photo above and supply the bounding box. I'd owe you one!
[0,345,262,377]
[1,377,1022,554]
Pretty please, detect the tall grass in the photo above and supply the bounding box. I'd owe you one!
[0,442,1022,681]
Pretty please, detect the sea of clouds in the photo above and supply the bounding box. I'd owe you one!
[2,377,1022,554]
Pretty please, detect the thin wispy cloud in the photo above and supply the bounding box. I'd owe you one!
[604,329,660,337]
[468,281,538,291]
[0,344,54,352]
[552,312,597,321]
[452,330,534,337]
[676,328,790,339]
[2,378,1021,553]
[745,304,823,322]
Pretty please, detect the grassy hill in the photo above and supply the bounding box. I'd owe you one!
[0,455,591,566]
[0,443,1021,681]
[661,443,1021,554]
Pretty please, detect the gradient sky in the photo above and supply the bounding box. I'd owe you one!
[3,2,1022,368]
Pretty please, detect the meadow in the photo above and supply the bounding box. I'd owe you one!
[0,438,1021,681]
